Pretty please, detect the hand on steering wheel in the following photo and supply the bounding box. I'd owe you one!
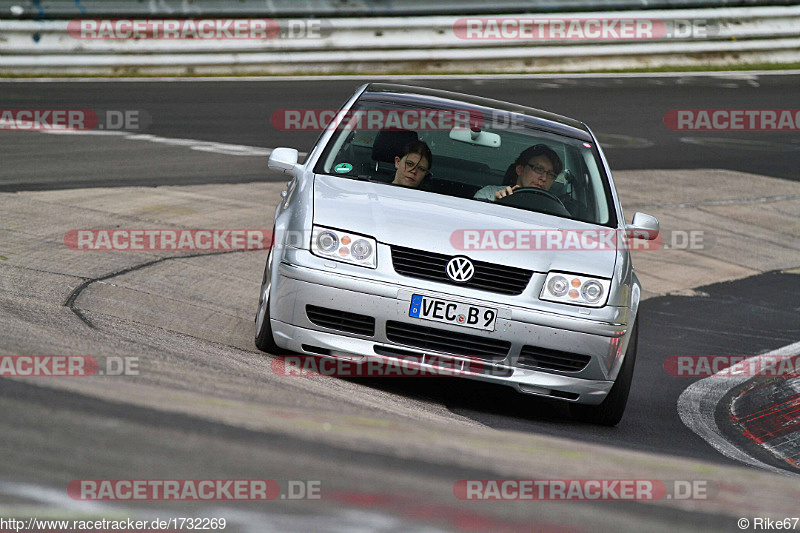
[495,185,570,216]
[494,185,520,200]
[495,185,562,203]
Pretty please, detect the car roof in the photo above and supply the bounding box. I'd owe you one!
[363,83,593,141]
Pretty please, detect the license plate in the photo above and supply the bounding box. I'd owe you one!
[409,294,497,331]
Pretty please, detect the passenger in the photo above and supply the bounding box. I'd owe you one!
[474,144,563,201]
[392,140,433,188]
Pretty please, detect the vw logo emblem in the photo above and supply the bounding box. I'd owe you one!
[446,257,475,282]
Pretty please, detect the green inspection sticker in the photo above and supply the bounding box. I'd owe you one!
[334,163,353,173]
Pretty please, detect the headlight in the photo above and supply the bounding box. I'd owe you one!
[546,275,569,297]
[350,239,373,261]
[540,272,610,307]
[580,280,604,303]
[311,226,377,268]
[315,231,339,252]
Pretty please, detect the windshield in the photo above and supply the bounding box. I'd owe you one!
[313,96,617,226]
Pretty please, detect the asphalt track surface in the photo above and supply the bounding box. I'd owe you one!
[1,75,800,531]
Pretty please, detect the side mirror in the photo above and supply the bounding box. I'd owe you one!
[268,147,302,175]
[625,212,659,240]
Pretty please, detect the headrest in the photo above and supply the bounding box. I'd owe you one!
[371,129,419,163]
[502,163,518,186]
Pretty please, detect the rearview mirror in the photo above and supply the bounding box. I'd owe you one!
[449,127,501,148]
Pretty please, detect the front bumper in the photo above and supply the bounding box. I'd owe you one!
[270,249,631,405]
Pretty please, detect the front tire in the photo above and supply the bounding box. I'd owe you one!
[255,248,280,353]
[570,320,638,426]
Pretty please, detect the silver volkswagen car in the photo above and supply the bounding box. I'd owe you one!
[255,83,658,425]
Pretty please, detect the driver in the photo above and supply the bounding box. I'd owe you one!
[474,144,563,201]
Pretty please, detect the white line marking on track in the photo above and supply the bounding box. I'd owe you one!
[678,340,800,476]
[0,481,103,512]
[1,119,278,157]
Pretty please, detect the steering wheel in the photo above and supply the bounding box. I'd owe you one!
[495,187,571,216]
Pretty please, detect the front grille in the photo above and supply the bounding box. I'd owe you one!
[518,346,591,372]
[373,345,426,358]
[306,305,375,336]
[390,245,532,295]
[385,321,511,360]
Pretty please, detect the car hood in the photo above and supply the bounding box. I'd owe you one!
[313,174,617,278]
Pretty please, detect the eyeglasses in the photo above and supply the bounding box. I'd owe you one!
[404,158,429,174]
[525,163,557,180]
